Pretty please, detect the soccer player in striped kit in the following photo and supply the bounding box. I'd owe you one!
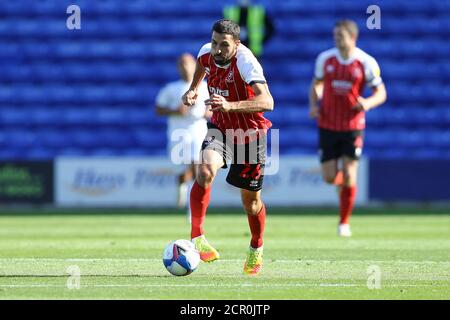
[182,19,274,275]
[309,20,387,237]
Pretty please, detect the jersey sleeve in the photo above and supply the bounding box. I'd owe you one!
[364,56,383,88]
[236,47,266,85]
[197,43,211,69]
[155,85,172,108]
[314,52,327,80]
[314,49,337,80]
[197,43,211,59]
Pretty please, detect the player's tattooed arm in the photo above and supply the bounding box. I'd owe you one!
[205,82,274,113]
[353,83,387,112]
[182,60,206,106]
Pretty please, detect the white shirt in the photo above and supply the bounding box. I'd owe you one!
[156,80,209,135]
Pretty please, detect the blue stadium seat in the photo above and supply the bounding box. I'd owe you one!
[365,130,394,148]
[97,129,134,148]
[6,86,47,104]
[123,149,152,157]
[0,149,21,160]
[58,148,89,157]
[125,108,163,127]
[25,148,55,160]
[62,109,97,126]
[132,129,168,149]
[394,130,427,148]
[70,131,100,148]
[279,127,317,149]
[410,149,443,159]
[37,130,70,148]
[268,106,310,128]
[0,109,30,125]
[30,109,62,126]
[265,39,330,58]
[429,130,450,147]
[94,109,127,125]
[89,148,119,156]
[365,148,409,159]
[278,19,333,36]
[3,130,37,148]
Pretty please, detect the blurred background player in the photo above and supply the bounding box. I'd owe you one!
[182,19,274,275]
[223,0,275,58]
[309,20,387,237]
[155,53,211,209]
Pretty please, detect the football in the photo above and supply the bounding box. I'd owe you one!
[163,239,200,276]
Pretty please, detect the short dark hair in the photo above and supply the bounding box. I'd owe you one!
[212,19,240,40]
[335,19,359,38]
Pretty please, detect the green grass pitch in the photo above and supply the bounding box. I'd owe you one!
[0,208,449,299]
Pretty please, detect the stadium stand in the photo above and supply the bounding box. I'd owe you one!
[0,0,449,159]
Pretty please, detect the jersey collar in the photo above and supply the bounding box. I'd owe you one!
[335,48,358,65]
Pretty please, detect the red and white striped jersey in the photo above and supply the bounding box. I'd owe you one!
[197,43,272,143]
[314,47,383,131]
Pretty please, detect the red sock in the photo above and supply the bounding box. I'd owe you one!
[340,186,357,224]
[247,203,266,248]
[190,181,211,239]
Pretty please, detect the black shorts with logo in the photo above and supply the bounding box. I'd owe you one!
[319,128,364,163]
[201,122,266,191]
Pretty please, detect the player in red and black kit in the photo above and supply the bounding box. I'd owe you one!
[182,19,274,275]
[309,20,387,237]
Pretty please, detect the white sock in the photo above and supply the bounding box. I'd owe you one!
[186,181,194,224]
[177,182,188,208]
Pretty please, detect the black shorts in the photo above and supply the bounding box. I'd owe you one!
[201,122,266,191]
[319,128,364,163]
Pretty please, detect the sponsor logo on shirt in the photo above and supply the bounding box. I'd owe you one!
[331,80,353,94]
[209,87,229,97]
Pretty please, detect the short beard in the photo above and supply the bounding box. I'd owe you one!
[214,56,231,66]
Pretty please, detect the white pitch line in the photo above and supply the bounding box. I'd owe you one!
[0,258,448,264]
[0,283,447,289]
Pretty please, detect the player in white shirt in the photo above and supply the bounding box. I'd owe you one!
[155,53,211,208]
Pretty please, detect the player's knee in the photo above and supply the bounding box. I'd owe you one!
[243,199,261,216]
[196,166,215,187]
[323,173,336,184]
